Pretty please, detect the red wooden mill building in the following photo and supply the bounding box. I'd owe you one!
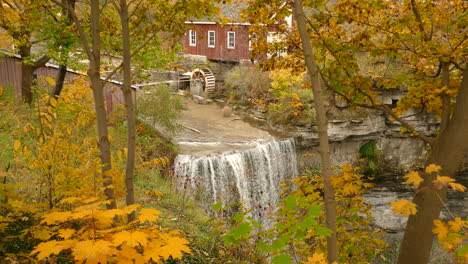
[182,2,253,64]
[182,2,292,65]
[183,21,252,64]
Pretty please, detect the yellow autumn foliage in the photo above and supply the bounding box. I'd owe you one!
[0,77,192,263]
[392,164,467,263]
[404,170,423,188]
[389,200,418,216]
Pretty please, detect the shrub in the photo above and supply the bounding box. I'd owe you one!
[224,66,271,105]
[137,85,183,136]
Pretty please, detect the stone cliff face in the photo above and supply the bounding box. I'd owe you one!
[253,109,466,231]
[246,109,433,173]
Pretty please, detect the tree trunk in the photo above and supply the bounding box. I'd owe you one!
[117,0,137,222]
[89,0,116,209]
[397,66,468,264]
[293,1,338,262]
[18,46,34,104]
[50,0,75,100]
[51,64,67,98]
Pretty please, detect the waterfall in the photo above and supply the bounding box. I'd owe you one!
[173,138,298,223]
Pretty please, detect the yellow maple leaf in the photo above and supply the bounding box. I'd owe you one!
[123,203,141,215]
[433,176,455,190]
[145,236,190,261]
[390,200,417,216]
[113,230,149,247]
[13,140,21,151]
[115,245,146,264]
[342,184,360,196]
[138,208,161,223]
[163,236,191,259]
[49,97,58,107]
[45,76,56,86]
[404,171,423,188]
[448,217,467,232]
[96,209,126,226]
[433,219,449,240]
[32,240,75,260]
[425,164,442,174]
[303,252,327,264]
[41,211,73,225]
[32,241,65,260]
[58,228,75,239]
[72,240,113,264]
[448,182,466,192]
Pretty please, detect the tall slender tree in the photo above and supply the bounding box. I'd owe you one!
[294,2,338,262]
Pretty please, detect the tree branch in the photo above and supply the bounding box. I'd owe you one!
[33,55,50,70]
[50,0,94,65]
[102,27,161,83]
[410,0,429,41]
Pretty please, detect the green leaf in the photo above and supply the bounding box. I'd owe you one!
[456,245,468,257]
[308,205,323,217]
[223,221,254,246]
[275,222,287,231]
[211,202,222,212]
[283,195,297,211]
[316,227,332,237]
[271,254,292,264]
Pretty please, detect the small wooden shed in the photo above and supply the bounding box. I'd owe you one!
[0,50,134,113]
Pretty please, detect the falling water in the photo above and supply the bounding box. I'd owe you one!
[173,138,298,223]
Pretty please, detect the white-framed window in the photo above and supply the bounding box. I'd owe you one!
[208,31,215,48]
[227,31,235,49]
[189,30,196,46]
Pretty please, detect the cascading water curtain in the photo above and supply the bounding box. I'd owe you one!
[173,138,298,224]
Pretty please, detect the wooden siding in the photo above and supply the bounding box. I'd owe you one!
[0,56,22,95]
[183,24,252,63]
[0,55,127,113]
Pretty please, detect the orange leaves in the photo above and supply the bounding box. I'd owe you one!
[432,218,467,261]
[44,77,56,87]
[448,217,467,233]
[138,208,161,223]
[73,240,114,264]
[32,198,189,263]
[13,140,21,152]
[31,240,73,260]
[303,252,327,264]
[145,236,191,261]
[58,228,75,239]
[330,163,372,197]
[393,164,467,262]
[113,230,149,247]
[136,157,170,169]
[40,211,73,225]
[433,220,449,240]
[404,171,423,188]
[433,176,466,192]
[425,164,441,174]
[389,200,417,216]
